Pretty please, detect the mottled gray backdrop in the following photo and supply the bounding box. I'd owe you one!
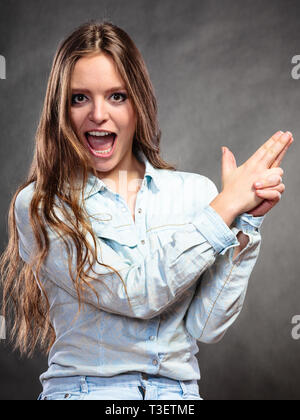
[0,0,300,400]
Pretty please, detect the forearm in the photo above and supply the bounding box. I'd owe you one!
[209,193,250,260]
[184,212,264,343]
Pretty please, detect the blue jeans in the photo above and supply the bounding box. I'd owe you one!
[38,372,202,400]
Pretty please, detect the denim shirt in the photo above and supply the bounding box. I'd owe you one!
[14,150,265,383]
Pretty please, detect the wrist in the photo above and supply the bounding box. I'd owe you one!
[209,192,241,228]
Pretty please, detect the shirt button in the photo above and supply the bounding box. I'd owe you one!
[138,208,142,214]
[64,393,71,399]
[141,240,145,245]
[152,359,158,366]
[149,336,156,341]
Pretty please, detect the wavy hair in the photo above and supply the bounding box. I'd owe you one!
[0,21,176,357]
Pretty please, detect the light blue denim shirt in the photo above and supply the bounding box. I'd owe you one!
[14,150,265,384]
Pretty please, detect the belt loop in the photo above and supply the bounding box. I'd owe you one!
[80,376,88,394]
[179,380,188,397]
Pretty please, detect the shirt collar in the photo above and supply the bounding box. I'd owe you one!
[137,149,162,191]
[83,150,162,200]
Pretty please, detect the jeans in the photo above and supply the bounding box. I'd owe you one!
[37,372,202,400]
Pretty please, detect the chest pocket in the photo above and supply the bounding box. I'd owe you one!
[146,220,193,250]
[88,213,138,248]
[96,226,138,248]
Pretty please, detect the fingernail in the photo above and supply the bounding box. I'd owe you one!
[255,182,263,188]
[275,131,284,138]
[282,132,291,140]
[222,147,226,154]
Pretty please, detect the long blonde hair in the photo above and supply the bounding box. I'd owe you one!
[0,21,176,357]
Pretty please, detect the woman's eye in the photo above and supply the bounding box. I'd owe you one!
[71,94,87,105]
[111,92,127,103]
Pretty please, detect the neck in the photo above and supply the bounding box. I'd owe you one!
[96,151,146,195]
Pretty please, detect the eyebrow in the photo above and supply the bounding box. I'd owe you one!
[71,86,127,93]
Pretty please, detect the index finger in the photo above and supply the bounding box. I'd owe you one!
[250,131,292,168]
[270,136,294,168]
[248,131,283,164]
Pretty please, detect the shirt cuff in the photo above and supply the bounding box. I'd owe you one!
[191,205,240,256]
[234,213,265,233]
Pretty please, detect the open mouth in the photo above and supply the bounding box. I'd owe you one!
[85,131,117,158]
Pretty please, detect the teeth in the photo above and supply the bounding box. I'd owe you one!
[94,145,113,155]
[88,131,113,137]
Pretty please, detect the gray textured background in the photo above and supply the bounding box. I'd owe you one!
[0,0,300,400]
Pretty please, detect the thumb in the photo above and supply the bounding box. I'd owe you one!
[222,146,237,182]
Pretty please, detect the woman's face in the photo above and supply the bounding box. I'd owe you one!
[70,53,137,176]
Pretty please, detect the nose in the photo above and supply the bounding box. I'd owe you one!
[88,97,109,124]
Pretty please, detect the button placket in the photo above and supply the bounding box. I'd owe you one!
[135,190,148,255]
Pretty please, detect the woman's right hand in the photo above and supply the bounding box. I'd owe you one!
[210,131,293,226]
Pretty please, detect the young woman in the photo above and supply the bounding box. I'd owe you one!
[0,21,292,400]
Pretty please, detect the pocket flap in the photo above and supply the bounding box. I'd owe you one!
[97,227,138,248]
[89,214,137,247]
